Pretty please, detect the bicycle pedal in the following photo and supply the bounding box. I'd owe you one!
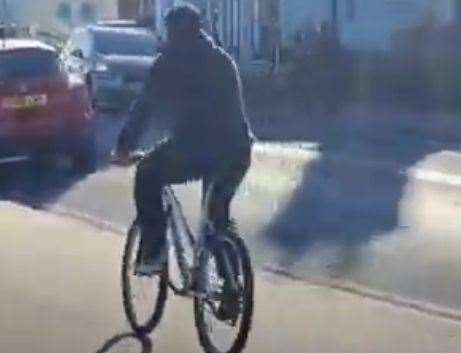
[227,318,239,327]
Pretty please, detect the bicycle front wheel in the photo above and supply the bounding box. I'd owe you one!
[194,236,254,353]
[121,221,168,335]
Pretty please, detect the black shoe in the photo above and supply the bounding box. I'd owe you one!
[135,261,165,277]
[216,291,240,322]
[135,246,167,277]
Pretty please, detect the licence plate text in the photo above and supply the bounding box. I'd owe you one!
[2,94,48,109]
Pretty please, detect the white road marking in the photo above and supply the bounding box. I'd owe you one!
[0,155,29,164]
[408,168,461,187]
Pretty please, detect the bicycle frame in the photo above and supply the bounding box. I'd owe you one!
[163,186,197,295]
[162,186,241,297]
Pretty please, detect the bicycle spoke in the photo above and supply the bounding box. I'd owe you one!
[194,236,254,353]
[122,223,167,334]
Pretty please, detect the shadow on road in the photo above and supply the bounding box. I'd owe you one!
[0,114,124,209]
[95,332,153,353]
[262,112,447,277]
[0,161,91,208]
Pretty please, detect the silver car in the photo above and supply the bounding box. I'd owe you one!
[61,25,157,111]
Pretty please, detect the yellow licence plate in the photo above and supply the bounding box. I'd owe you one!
[2,94,48,109]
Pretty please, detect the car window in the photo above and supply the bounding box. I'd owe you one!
[0,50,60,80]
[73,30,89,57]
[65,30,89,58]
[80,31,93,58]
[93,29,156,56]
[63,32,77,56]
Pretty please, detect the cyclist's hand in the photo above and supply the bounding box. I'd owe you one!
[111,150,132,166]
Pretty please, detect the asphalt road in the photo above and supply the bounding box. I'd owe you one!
[2,111,461,321]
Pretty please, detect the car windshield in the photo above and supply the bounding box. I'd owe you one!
[0,50,60,80]
[94,29,156,56]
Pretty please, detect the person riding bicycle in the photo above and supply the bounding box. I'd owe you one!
[113,4,253,277]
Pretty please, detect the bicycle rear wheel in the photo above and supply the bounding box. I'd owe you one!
[122,220,168,335]
[194,235,254,353]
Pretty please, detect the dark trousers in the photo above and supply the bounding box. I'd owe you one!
[134,139,251,259]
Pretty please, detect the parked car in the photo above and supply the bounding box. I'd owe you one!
[60,25,158,111]
[0,39,95,170]
[96,19,149,28]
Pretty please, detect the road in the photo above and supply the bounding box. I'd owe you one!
[2,202,461,353]
[49,143,461,313]
[1,112,461,351]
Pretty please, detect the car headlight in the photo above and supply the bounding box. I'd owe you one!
[94,62,109,73]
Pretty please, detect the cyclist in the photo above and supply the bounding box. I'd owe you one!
[113,4,253,277]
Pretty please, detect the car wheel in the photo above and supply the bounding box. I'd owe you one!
[86,76,99,112]
[70,133,97,173]
[91,97,99,111]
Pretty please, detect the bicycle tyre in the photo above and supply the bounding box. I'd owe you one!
[122,220,168,335]
[194,236,254,353]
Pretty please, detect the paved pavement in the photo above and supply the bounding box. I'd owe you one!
[2,202,461,353]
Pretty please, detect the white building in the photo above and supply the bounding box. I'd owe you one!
[339,0,436,51]
[199,0,280,69]
[281,0,461,52]
[129,0,203,30]
[123,0,280,73]
[1,0,117,35]
[433,0,461,23]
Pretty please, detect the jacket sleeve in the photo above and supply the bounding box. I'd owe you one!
[223,56,245,119]
[222,55,255,142]
[116,55,163,153]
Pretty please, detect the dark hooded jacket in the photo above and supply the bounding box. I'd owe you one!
[117,31,253,155]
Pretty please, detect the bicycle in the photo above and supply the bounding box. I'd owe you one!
[116,151,254,353]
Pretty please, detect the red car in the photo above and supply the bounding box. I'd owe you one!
[0,39,95,170]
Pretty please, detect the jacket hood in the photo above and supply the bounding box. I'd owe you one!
[160,30,217,58]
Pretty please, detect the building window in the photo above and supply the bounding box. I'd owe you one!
[56,2,72,24]
[346,0,356,21]
[80,3,96,23]
[456,0,461,22]
[251,0,259,56]
[119,0,140,20]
